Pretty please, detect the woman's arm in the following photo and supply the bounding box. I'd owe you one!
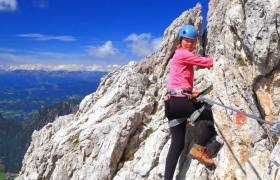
[182,55,213,67]
[174,49,213,67]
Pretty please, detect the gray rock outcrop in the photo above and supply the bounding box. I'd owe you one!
[16,1,280,180]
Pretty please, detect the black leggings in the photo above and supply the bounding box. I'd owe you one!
[164,97,216,180]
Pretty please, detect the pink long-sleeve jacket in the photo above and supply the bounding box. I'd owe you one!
[167,48,213,91]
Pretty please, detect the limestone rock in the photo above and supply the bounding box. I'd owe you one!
[205,0,280,179]
[16,1,280,180]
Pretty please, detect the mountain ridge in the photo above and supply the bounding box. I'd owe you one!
[16,1,280,180]
[0,64,120,72]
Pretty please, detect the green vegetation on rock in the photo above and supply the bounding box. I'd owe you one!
[236,56,248,66]
[68,135,80,144]
[143,128,155,139]
[143,112,152,124]
[125,146,139,161]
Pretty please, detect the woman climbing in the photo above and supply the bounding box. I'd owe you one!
[164,24,217,180]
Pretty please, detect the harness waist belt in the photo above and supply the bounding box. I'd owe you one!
[168,118,186,127]
[167,88,192,95]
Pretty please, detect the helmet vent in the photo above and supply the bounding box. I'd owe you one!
[178,24,197,40]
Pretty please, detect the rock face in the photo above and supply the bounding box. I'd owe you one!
[16,1,280,180]
[205,0,280,179]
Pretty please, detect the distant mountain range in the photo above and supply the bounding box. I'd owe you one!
[0,63,121,72]
[0,70,107,121]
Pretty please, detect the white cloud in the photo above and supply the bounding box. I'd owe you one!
[87,41,118,58]
[0,51,87,65]
[125,33,162,57]
[0,0,17,11]
[0,48,128,67]
[17,33,77,42]
[151,37,162,50]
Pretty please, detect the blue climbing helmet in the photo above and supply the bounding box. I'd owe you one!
[178,25,197,40]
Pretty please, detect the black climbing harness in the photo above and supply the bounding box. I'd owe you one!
[167,86,213,128]
[166,85,280,137]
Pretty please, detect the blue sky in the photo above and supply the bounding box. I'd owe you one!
[0,0,209,66]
